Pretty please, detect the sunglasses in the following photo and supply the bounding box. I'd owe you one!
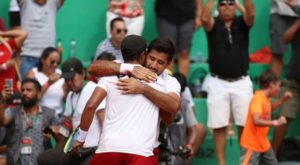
[116,28,128,34]
[50,60,61,65]
[219,1,235,6]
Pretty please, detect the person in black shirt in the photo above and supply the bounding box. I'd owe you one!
[202,0,255,164]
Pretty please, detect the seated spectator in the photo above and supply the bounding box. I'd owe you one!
[93,17,127,62]
[0,28,27,92]
[159,72,206,165]
[0,78,62,165]
[106,0,144,36]
[26,47,67,116]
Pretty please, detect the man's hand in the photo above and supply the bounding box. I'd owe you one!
[184,144,194,160]
[194,17,202,30]
[70,140,84,154]
[116,78,146,94]
[281,91,293,103]
[1,85,13,101]
[130,66,157,82]
[48,73,61,85]
[278,116,287,125]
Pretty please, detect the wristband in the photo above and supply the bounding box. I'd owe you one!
[272,120,279,127]
[77,128,88,142]
[1,63,8,71]
[120,63,134,74]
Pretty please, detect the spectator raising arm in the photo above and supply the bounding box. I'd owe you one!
[201,0,215,32]
[243,0,255,27]
[0,29,27,48]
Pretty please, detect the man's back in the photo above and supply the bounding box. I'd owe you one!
[96,75,166,157]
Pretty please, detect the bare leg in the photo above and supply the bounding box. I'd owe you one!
[270,55,283,78]
[178,50,190,78]
[236,126,244,143]
[272,119,291,155]
[213,127,227,165]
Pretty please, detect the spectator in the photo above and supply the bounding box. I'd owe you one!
[240,70,292,165]
[18,0,64,79]
[0,29,27,92]
[270,0,298,77]
[272,19,300,155]
[202,0,255,164]
[155,0,202,77]
[94,17,127,62]
[0,78,61,165]
[38,58,105,165]
[106,0,144,36]
[26,47,66,117]
[158,72,206,165]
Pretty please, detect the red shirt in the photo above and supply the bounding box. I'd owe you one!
[0,39,18,91]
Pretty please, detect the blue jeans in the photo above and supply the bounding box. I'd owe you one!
[20,56,40,79]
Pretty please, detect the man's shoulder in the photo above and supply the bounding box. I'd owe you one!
[98,38,112,48]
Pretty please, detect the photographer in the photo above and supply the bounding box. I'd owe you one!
[159,73,206,165]
[0,78,61,165]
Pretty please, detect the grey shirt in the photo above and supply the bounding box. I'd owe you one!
[19,0,60,58]
[167,97,198,165]
[5,106,59,165]
[270,0,298,17]
[93,38,123,62]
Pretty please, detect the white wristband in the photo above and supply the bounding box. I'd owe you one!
[1,63,8,70]
[120,63,134,74]
[77,128,88,142]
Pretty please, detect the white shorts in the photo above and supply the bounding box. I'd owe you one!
[206,75,253,128]
[106,11,145,37]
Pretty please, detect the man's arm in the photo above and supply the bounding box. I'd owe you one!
[0,29,27,48]
[194,0,203,29]
[117,78,180,115]
[88,61,156,81]
[243,0,255,27]
[79,87,106,132]
[201,0,215,32]
[283,19,300,44]
[72,87,107,151]
[184,104,206,159]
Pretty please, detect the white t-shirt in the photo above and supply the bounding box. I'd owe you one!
[182,87,195,108]
[64,81,106,148]
[154,70,181,148]
[96,75,166,157]
[32,68,64,115]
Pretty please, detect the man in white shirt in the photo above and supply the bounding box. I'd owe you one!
[37,58,105,165]
[73,35,169,164]
[86,38,182,163]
